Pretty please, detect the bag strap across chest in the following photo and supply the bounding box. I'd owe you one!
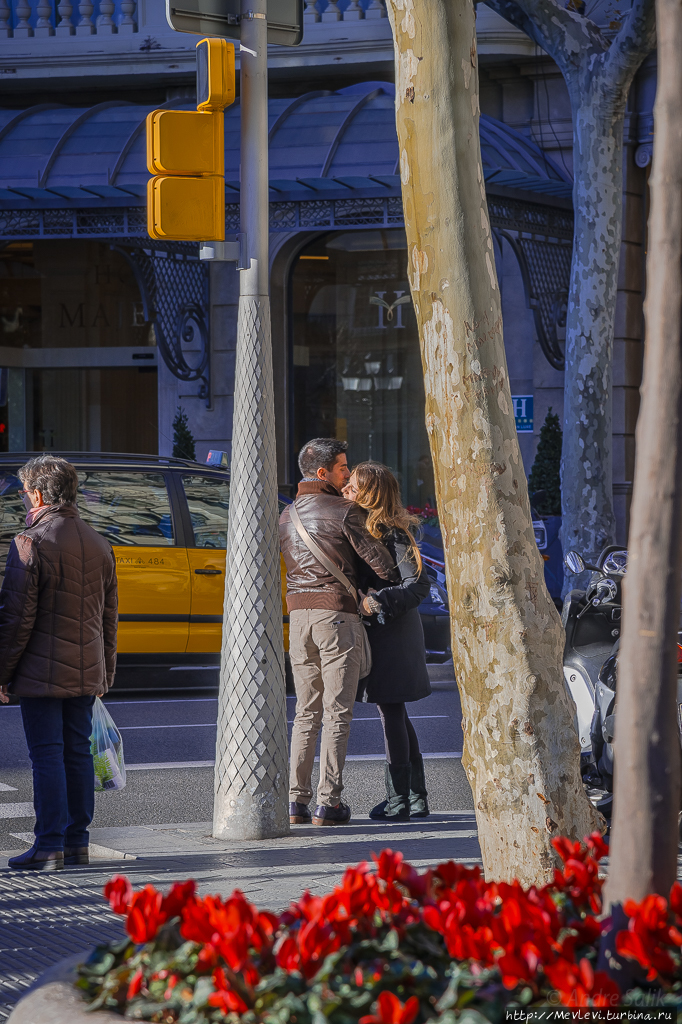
[289,502,357,603]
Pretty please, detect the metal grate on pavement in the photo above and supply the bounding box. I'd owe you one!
[0,872,123,1022]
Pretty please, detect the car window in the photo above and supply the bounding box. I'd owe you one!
[0,471,25,572]
[182,475,229,549]
[77,471,174,546]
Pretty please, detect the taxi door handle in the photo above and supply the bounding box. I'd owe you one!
[194,568,222,575]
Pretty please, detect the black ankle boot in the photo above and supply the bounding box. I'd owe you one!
[409,753,430,818]
[369,762,411,820]
[8,846,64,872]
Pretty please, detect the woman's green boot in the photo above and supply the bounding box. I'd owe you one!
[409,753,430,817]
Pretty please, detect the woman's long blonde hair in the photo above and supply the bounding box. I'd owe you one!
[352,461,422,572]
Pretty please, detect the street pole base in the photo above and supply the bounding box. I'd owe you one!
[213,789,290,841]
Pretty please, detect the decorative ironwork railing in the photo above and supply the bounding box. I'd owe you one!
[0,194,573,242]
[0,0,136,36]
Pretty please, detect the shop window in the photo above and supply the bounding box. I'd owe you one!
[28,366,157,454]
[290,230,435,509]
[0,241,153,350]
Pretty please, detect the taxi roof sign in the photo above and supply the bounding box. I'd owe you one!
[166,0,303,45]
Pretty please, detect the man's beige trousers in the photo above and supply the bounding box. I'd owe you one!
[288,608,363,807]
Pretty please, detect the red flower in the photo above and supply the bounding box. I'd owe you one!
[615,893,682,981]
[551,833,605,913]
[126,885,166,944]
[126,968,144,1000]
[544,957,620,1007]
[163,973,179,1001]
[179,894,217,945]
[161,880,196,920]
[360,992,420,1024]
[207,967,249,1014]
[103,875,133,915]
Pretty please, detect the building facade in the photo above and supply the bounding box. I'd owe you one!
[0,0,653,537]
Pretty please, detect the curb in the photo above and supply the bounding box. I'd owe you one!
[7,952,121,1024]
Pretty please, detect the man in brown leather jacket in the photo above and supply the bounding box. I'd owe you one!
[280,438,397,826]
[0,455,118,871]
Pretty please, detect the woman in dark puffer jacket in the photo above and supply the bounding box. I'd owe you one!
[344,461,432,821]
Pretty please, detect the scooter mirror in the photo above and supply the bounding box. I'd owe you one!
[564,551,585,575]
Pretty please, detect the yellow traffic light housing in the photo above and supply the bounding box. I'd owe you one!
[147,175,225,241]
[196,38,235,112]
[147,109,224,177]
[146,37,234,242]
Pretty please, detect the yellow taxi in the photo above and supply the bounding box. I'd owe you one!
[0,452,290,689]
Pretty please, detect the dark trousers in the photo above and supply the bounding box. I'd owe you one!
[376,702,421,764]
[19,694,96,851]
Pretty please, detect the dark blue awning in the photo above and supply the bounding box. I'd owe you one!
[0,83,572,210]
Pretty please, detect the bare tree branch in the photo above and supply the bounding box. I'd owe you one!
[603,0,656,87]
[482,0,607,78]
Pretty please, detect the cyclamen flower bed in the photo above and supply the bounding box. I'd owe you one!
[77,834,682,1022]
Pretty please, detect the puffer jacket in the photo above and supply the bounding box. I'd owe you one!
[356,528,432,704]
[0,504,118,698]
[280,480,398,613]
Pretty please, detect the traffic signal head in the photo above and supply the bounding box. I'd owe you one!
[146,109,224,177]
[145,42,231,243]
[196,38,235,112]
[147,175,225,241]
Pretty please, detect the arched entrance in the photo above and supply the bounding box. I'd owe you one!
[290,228,435,508]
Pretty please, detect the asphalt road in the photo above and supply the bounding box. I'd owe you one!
[0,669,473,852]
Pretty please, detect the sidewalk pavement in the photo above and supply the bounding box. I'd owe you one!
[0,811,480,1022]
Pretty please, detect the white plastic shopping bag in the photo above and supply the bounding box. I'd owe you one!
[91,696,126,791]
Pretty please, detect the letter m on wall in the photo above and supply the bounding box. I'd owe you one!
[60,303,85,328]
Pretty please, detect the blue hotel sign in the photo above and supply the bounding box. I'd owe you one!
[512,395,534,433]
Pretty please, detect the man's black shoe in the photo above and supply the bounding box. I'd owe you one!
[64,846,90,865]
[8,846,64,872]
[289,802,312,825]
[312,801,351,826]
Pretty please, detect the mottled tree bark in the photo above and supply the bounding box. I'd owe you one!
[484,0,655,578]
[604,0,682,910]
[386,0,599,885]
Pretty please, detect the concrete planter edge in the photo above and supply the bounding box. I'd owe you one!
[7,951,122,1024]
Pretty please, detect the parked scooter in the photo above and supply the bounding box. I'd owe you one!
[561,545,627,814]
[563,546,682,817]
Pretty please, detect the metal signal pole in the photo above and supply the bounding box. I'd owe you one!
[213,0,290,840]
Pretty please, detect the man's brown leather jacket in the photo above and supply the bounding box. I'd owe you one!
[279,480,398,613]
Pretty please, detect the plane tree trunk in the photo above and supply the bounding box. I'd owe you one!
[484,0,655,579]
[604,0,682,911]
[386,0,599,885]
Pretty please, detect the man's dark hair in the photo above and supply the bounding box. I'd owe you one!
[298,438,348,479]
[19,455,79,506]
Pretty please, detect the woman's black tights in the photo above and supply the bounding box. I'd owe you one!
[376,703,421,764]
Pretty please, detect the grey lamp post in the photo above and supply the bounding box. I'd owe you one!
[213,0,290,841]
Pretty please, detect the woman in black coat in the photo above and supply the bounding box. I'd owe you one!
[344,461,432,821]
